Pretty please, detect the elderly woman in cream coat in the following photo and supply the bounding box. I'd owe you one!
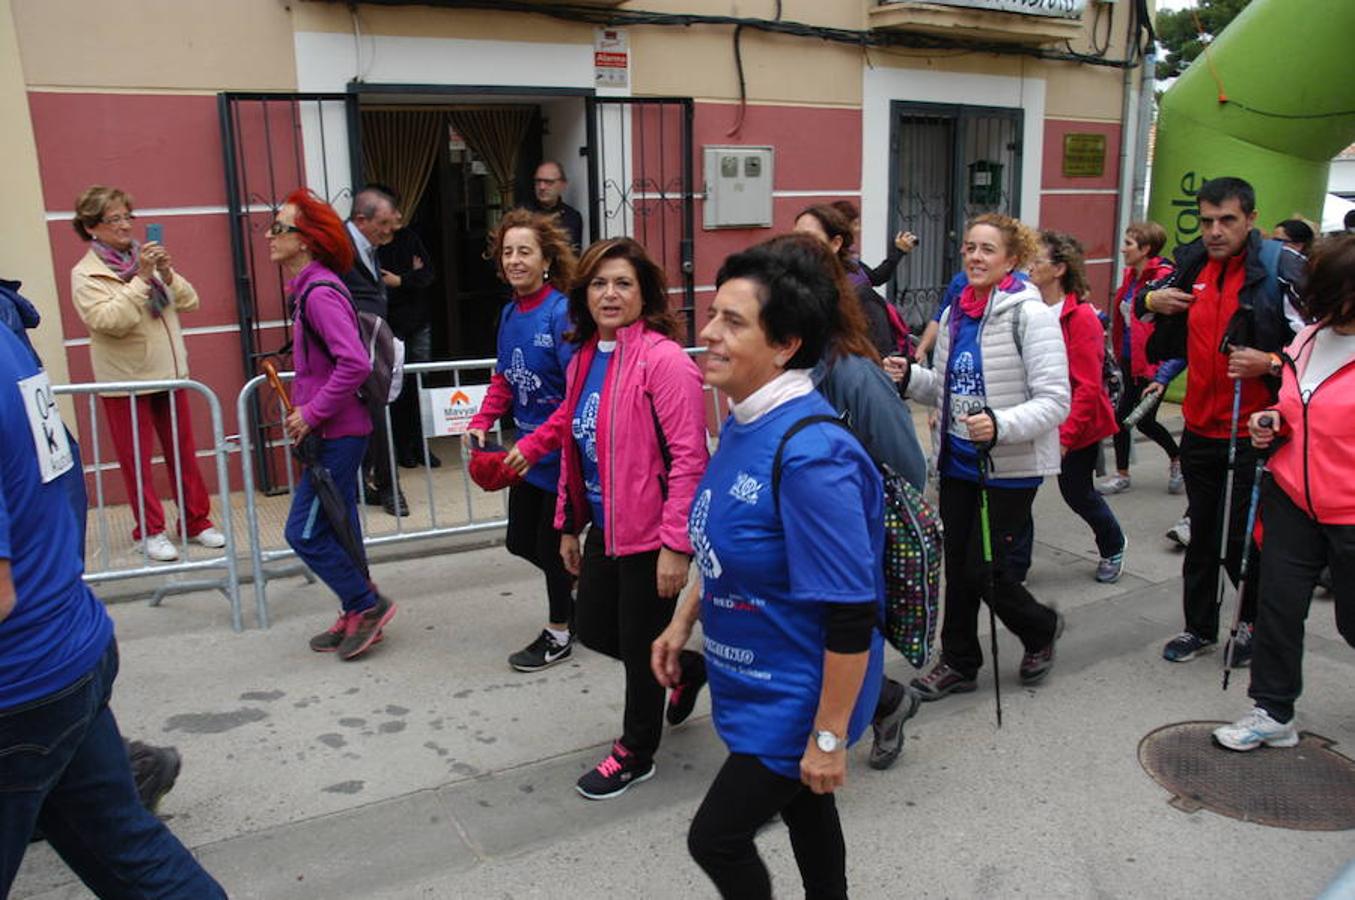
[892,213,1069,702]
[70,185,224,562]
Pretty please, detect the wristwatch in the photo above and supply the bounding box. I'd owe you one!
[814,730,846,753]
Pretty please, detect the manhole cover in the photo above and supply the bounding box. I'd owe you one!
[1139,721,1355,830]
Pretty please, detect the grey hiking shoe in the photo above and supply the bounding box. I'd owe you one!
[869,684,921,771]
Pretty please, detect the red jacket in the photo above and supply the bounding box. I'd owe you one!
[1058,294,1118,451]
[1112,256,1173,379]
[518,320,709,556]
[1182,254,1274,438]
[1265,324,1355,525]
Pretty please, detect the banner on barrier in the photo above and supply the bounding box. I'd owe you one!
[421,384,490,437]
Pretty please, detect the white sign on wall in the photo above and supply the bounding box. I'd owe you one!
[421,384,490,437]
[594,28,629,88]
[883,0,1086,19]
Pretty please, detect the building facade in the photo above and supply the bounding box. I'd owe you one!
[1,0,1150,474]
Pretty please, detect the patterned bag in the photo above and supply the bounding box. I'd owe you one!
[773,415,942,668]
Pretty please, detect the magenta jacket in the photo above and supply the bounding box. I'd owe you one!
[289,261,372,439]
[1265,324,1355,525]
[518,320,708,557]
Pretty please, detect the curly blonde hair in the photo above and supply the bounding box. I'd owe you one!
[485,209,577,293]
[966,212,1039,271]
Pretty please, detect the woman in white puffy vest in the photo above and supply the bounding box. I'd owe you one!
[897,213,1070,701]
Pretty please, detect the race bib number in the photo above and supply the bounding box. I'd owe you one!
[948,393,987,440]
[18,370,74,483]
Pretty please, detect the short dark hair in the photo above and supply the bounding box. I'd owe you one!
[1039,230,1089,298]
[1197,177,1256,215]
[1275,218,1315,253]
[1344,209,1355,231]
[1124,220,1167,257]
[1300,234,1355,329]
[715,233,841,369]
[536,160,567,182]
[568,237,680,344]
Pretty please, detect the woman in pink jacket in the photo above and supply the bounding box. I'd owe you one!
[510,238,708,800]
[1214,235,1355,752]
[1031,231,1126,583]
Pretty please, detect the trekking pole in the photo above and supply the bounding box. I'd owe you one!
[1212,377,1244,630]
[977,445,1002,729]
[1222,414,1275,690]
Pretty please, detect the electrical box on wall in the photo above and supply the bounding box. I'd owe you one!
[703,146,774,229]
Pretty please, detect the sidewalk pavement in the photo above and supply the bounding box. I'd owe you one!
[14,423,1355,899]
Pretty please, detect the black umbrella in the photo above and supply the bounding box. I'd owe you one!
[264,360,369,578]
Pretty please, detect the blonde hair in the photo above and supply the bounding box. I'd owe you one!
[966,212,1039,270]
[72,185,133,242]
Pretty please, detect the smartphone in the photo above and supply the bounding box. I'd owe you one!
[145,223,163,244]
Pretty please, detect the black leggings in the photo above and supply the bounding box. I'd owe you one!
[505,481,574,625]
[574,528,677,760]
[688,753,847,900]
[1112,366,1180,472]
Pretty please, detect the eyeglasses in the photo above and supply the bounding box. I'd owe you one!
[101,213,136,226]
[268,221,300,237]
[533,177,562,185]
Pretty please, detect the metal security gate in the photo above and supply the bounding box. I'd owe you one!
[219,92,360,492]
[586,97,696,344]
[887,102,1023,331]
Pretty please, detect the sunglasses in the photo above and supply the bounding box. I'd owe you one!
[268,221,300,237]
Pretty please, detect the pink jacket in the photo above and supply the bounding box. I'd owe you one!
[1111,257,1173,379]
[1265,324,1355,524]
[1059,295,1119,452]
[518,320,708,557]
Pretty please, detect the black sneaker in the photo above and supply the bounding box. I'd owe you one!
[127,740,182,812]
[509,629,573,672]
[337,595,398,661]
[576,742,655,800]
[869,683,921,771]
[1019,612,1065,686]
[910,663,978,701]
[1162,630,1215,663]
[665,650,707,726]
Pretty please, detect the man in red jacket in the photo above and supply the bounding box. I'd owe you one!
[1141,177,1296,665]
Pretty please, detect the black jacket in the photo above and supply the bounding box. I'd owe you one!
[378,227,436,338]
[524,199,584,252]
[342,228,388,319]
[1139,230,1299,374]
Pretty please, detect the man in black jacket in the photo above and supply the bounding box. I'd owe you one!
[525,161,584,252]
[1139,176,1302,666]
[344,186,406,516]
[379,215,437,468]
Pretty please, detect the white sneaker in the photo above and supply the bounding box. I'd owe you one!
[142,533,179,562]
[190,526,226,549]
[1167,459,1185,495]
[1097,474,1132,495]
[1165,515,1191,547]
[1212,707,1299,751]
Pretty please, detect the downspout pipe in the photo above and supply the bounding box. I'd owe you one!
[1147,0,1355,252]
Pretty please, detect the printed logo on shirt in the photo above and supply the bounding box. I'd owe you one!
[689,489,723,579]
[727,471,762,505]
[703,636,756,665]
[503,347,543,406]
[711,594,765,613]
[18,370,74,484]
[947,350,988,438]
[533,332,555,349]
[572,393,601,463]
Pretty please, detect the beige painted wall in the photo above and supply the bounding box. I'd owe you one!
[0,0,69,388]
[293,2,595,44]
[11,0,297,91]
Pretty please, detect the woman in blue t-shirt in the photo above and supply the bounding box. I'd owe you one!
[653,235,885,899]
[898,214,1070,701]
[466,210,578,673]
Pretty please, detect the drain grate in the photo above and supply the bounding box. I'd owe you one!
[1139,721,1355,830]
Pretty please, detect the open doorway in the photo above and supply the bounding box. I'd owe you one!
[357,93,591,362]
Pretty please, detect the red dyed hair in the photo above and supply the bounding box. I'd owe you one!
[285,188,353,274]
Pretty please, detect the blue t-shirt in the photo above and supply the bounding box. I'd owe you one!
[572,343,614,529]
[495,288,575,492]
[940,307,1041,489]
[0,326,112,710]
[689,391,885,779]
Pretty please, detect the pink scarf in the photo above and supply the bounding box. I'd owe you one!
[93,240,170,317]
[957,272,1020,320]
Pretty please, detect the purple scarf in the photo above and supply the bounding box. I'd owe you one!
[92,240,170,317]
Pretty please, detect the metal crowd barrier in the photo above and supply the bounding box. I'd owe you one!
[237,351,726,629]
[55,379,243,631]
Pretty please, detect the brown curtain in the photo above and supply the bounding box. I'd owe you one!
[448,106,535,209]
[360,109,444,220]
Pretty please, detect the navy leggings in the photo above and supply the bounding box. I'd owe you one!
[284,435,376,614]
[1058,442,1126,558]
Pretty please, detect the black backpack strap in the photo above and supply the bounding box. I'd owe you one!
[771,413,850,515]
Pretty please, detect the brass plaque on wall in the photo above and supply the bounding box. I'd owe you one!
[1063,133,1106,178]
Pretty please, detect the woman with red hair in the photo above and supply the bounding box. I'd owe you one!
[273,189,396,661]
